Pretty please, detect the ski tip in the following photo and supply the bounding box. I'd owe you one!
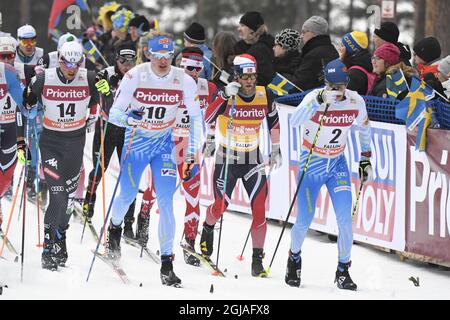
[236,255,244,261]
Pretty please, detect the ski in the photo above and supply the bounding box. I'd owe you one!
[73,206,101,242]
[91,249,131,284]
[0,229,19,256]
[180,244,226,277]
[122,236,161,264]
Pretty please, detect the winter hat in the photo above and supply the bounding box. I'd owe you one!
[275,28,301,52]
[342,31,368,54]
[413,37,441,63]
[374,42,400,65]
[17,24,36,39]
[111,8,135,33]
[183,22,206,44]
[374,22,399,44]
[438,55,450,76]
[129,15,151,33]
[324,58,349,84]
[301,16,328,35]
[116,42,136,59]
[180,47,204,69]
[239,11,264,32]
[233,53,257,75]
[0,36,17,53]
[57,32,77,50]
[148,35,174,54]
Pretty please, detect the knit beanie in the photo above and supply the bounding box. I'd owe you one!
[413,37,441,63]
[275,28,301,52]
[129,15,150,33]
[301,16,328,35]
[342,31,368,54]
[374,22,399,44]
[239,11,264,32]
[374,42,401,65]
[183,22,206,44]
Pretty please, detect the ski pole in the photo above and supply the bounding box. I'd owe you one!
[86,128,136,282]
[0,166,25,257]
[215,95,236,270]
[21,118,30,282]
[99,114,107,249]
[266,102,331,274]
[33,125,42,247]
[352,179,364,220]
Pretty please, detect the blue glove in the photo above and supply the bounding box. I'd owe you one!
[27,107,38,119]
[127,109,145,126]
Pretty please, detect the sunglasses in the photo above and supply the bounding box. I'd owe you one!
[325,83,347,91]
[19,38,37,46]
[60,58,82,69]
[238,73,257,80]
[185,65,203,72]
[117,56,136,65]
[0,53,15,60]
[151,51,174,60]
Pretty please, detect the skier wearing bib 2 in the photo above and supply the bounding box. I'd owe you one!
[23,41,100,271]
[200,54,282,277]
[285,59,373,290]
[107,34,202,287]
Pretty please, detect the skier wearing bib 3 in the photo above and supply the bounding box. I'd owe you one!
[23,41,100,271]
[285,58,373,290]
[107,33,202,287]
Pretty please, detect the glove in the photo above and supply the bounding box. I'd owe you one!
[181,154,197,181]
[95,79,111,96]
[127,109,144,126]
[109,73,120,88]
[86,115,97,133]
[23,84,38,109]
[219,70,231,84]
[202,134,216,158]
[224,81,241,98]
[17,139,31,166]
[359,159,373,184]
[269,143,282,170]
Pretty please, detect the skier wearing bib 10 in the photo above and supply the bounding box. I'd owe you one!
[23,41,100,271]
[107,33,202,287]
[285,58,373,290]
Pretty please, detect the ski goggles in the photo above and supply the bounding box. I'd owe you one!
[60,57,83,69]
[117,56,136,65]
[0,53,15,60]
[325,82,347,91]
[150,51,174,60]
[19,38,37,46]
[238,73,257,80]
[185,65,203,72]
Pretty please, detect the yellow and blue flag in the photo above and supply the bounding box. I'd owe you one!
[386,69,408,99]
[267,73,294,96]
[83,40,101,63]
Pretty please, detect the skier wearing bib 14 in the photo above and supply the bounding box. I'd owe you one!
[285,59,373,290]
[107,33,202,287]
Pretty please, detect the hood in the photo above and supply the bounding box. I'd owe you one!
[257,32,275,49]
[344,49,373,72]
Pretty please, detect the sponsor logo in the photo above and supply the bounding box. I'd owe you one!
[311,110,358,127]
[134,88,181,104]
[161,169,176,177]
[43,85,88,101]
[162,154,172,161]
[45,158,58,170]
[0,84,7,99]
[233,107,266,119]
[44,167,60,180]
[50,186,64,192]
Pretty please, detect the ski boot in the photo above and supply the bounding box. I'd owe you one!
[182,238,200,267]
[135,205,150,247]
[41,226,58,271]
[106,222,122,260]
[335,261,357,291]
[123,217,135,240]
[199,222,214,257]
[285,250,302,287]
[160,254,181,287]
[26,170,37,203]
[251,248,268,277]
[82,192,96,220]
[54,226,68,267]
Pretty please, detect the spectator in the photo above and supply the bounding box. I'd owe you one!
[128,15,151,44]
[290,16,338,91]
[370,43,401,97]
[234,11,275,86]
[210,31,237,89]
[182,22,213,80]
[373,22,412,66]
[339,31,374,95]
[273,28,301,80]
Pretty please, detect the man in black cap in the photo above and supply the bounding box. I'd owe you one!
[128,15,151,44]
[373,21,411,66]
[181,22,213,80]
[234,11,275,86]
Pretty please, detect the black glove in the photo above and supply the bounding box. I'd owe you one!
[95,69,108,82]
[359,159,373,184]
[23,85,38,109]
[202,134,216,158]
[109,73,120,88]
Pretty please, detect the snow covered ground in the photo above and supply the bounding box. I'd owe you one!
[1,152,450,300]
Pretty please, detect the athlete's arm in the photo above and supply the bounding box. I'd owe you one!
[354,94,372,159]
[290,89,322,128]
[109,69,139,127]
[203,89,228,124]
[183,74,202,156]
[266,89,280,144]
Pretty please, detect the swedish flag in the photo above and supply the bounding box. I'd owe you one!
[267,73,294,96]
[83,40,101,64]
[386,70,408,99]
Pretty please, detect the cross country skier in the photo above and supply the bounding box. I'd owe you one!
[23,41,100,271]
[285,58,373,290]
[15,25,44,67]
[0,38,36,225]
[83,42,139,238]
[200,53,282,277]
[107,33,202,287]
[135,46,217,267]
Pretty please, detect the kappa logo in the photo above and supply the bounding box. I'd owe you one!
[45,158,58,170]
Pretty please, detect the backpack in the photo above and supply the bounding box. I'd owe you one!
[349,65,376,95]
